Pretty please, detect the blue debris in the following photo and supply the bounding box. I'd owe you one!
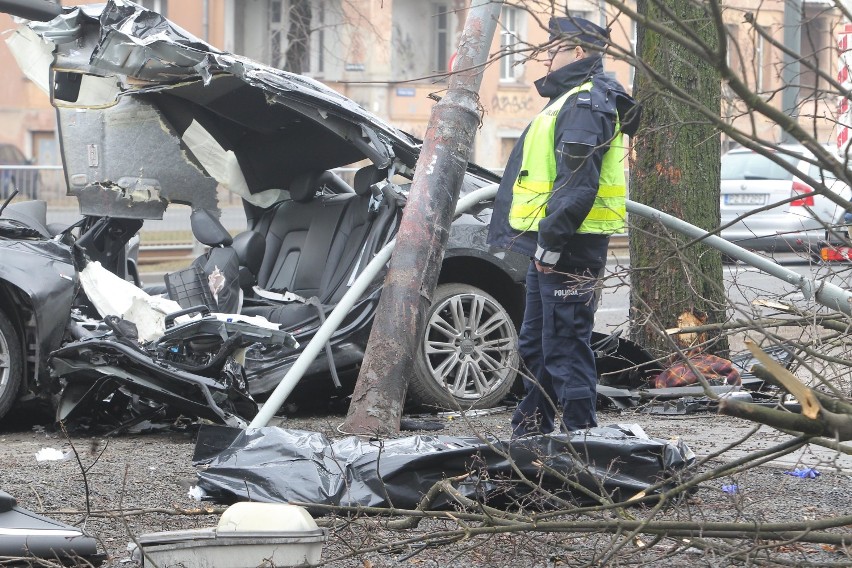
[784,467,820,479]
[721,484,738,494]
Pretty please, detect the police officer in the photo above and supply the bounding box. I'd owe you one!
[487,16,640,437]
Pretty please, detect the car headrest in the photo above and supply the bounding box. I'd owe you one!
[289,172,320,203]
[2,200,51,238]
[190,208,233,247]
[353,165,387,196]
[232,230,265,276]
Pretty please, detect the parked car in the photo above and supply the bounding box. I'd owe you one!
[0,143,38,199]
[720,145,851,252]
[818,210,852,261]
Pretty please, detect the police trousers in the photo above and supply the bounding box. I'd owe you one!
[511,261,598,437]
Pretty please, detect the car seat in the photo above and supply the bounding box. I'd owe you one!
[166,208,243,313]
[243,165,400,328]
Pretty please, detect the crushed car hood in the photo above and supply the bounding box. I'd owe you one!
[7,0,426,218]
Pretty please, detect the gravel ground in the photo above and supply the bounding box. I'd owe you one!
[2,405,851,567]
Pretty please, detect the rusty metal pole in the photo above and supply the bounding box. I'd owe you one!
[342,0,503,436]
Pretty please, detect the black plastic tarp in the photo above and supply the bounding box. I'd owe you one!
[195,425,694,512]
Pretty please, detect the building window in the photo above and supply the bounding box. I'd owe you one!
[630,19,637,85]
[434,3,450,74]
[500,6,522,81]
[756,31,764,93]
[139,0,167,17]
[315,1,326,75]
[267,0,314,73]
[270,0,283,68]
[725,24,740,72]
[801,16,828,100]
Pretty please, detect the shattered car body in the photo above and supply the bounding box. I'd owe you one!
[0,201,78,419]
[0,0,532,425]
[0,0,671,428]
[0,199,295,430]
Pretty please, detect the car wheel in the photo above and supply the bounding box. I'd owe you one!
[410,283,519,410]
[0,310,23,420]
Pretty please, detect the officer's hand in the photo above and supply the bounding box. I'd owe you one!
[534,261,554,273]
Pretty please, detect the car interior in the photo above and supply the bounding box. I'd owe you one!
[161,163,404,332]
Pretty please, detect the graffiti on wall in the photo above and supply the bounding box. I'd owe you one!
[490,94,535,114]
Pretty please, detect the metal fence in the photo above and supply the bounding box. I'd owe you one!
[0,165,67,202]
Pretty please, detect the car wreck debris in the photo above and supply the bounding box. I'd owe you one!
[0,0,536,424]
[0,489,104,565]
[1,0,836,434]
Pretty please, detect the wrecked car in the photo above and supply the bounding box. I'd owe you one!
[0,198,295,430]
[0,0,534,427]
[0,1,668,428]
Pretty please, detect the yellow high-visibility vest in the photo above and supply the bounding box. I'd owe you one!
[508,81,626,235]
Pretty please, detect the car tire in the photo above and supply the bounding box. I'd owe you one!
[410,283,519,410]
[0,310,23,420]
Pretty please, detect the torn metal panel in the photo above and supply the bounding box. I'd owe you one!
[593,331,664,390]
[57,96,220,218]
[51,345,255,429]
[0,208,77,386]
[195,425,694,511]
[50,313,296,431]
[644,392,755,415]
[4,26,53,94]
[730,343,795,379]
[639,385,743,399]
[597,385,639,410]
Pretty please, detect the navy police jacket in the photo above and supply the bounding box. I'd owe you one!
[486,55,639,271]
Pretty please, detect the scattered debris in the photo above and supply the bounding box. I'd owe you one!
[784,467,820,479]
[187,486,207,501]
[34,447,67,462]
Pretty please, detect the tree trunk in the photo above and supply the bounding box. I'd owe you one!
[341,2,502,437]
[629,0,727,356]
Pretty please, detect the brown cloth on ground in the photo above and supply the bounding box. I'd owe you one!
[653,351,742,389]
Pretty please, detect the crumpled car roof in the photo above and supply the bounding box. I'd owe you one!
[11,0,442,218]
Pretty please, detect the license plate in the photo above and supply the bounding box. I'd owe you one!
[724,193,766,205]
